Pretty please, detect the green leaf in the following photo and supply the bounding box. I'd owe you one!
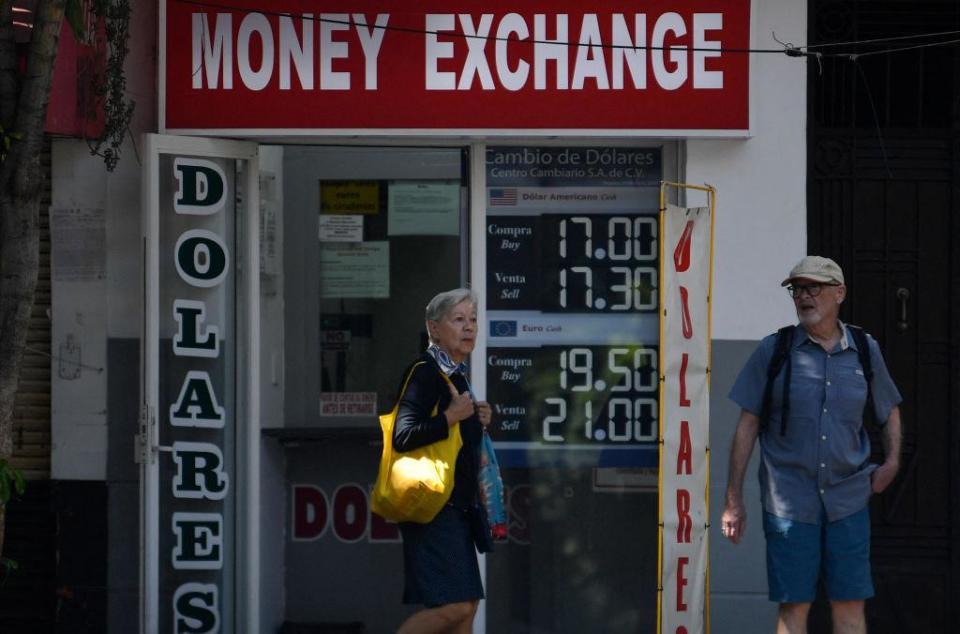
[0,460,25,502]
[65,0,86,40]
[1,557,19,588]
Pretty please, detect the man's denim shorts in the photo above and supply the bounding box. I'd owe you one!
[762,506,874,603]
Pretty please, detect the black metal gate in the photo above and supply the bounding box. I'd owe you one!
[808,1,960,631]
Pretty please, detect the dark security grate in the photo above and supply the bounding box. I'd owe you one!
[810,0,959,130]
[808,2,960,633]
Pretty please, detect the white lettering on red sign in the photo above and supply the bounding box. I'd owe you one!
[166,2,750,131]
[191,12,724,94]
[192,13,388,91]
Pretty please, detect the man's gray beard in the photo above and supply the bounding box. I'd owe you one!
[797,311,822,328]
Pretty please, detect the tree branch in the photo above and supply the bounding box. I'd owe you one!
[0,0,67,464]
[0,1,16,129]
[9,0,66,193]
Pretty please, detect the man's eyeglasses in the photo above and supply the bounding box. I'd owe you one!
[786,283,839,299]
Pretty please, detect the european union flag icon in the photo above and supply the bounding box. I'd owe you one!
[490,320,518,337]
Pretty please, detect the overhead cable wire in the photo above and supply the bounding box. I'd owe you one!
[803,28,960,50]
[175,0,960,62]
[846,37,960,59]
[175,0,793,55]
[851,59,892,179]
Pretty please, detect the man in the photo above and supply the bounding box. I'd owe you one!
[721,255,902,634]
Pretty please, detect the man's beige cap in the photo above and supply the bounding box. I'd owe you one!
[781,255,845,286]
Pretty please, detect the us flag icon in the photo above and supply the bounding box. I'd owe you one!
[489,188,518,206]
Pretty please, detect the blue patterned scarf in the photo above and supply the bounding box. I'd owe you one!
[427,343,469,377]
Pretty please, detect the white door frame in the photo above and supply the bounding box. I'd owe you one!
[141,133,260,633]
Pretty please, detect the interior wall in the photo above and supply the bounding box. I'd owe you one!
[259,145,287,633]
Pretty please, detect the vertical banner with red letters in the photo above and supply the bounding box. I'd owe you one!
[658,190,714,634]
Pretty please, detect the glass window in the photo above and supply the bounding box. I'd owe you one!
[282,146,467,428]
[270,143,676,633]
[483,145,669,632]
[274,146,468,631]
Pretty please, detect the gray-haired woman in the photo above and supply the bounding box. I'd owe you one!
[393,288,493,634]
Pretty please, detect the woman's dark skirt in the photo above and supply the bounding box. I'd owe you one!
[399,504,485,607]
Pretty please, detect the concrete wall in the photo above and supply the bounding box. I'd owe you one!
[693,1,808,629]
[50,0,157,479]
[690,0,808,342]
[709,340,772,632]
[50,148,109,480]
[49,1,157,630]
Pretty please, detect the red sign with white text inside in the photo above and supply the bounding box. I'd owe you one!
[163,0,750,133]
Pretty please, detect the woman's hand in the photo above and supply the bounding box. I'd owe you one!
[444,383,476,426]
[476,401,492,428]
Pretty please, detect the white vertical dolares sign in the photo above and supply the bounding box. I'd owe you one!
[658,186,715,634]
[166,157,234,633]
[144,135,258,634]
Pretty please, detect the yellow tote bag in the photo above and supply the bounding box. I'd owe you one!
[371,362,463,524]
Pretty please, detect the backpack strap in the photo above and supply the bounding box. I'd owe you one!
[760,325,795,436]
[846,325,877,427]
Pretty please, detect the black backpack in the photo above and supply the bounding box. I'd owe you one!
[759,324,876,435]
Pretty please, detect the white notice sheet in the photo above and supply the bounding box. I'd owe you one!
[387,181,460,236]
[319,241,389,299]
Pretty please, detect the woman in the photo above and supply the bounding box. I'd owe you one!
[393,288,493,634]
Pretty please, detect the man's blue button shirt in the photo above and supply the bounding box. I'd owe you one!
[729,323,902,523]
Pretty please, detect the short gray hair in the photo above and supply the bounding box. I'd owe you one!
[425,287,478,324]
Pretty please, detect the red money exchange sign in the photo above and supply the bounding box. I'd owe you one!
[162,0,750,133]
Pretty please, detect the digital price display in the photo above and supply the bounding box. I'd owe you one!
[490,345,658,445]
[544,214,659,312]
[488,213,659,313]
[485,146,663,467]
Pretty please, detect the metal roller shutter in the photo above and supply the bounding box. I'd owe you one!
[11,138,51,480]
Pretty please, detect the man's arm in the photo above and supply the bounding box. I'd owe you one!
[721,409,760,544]
[871,405,902,493]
